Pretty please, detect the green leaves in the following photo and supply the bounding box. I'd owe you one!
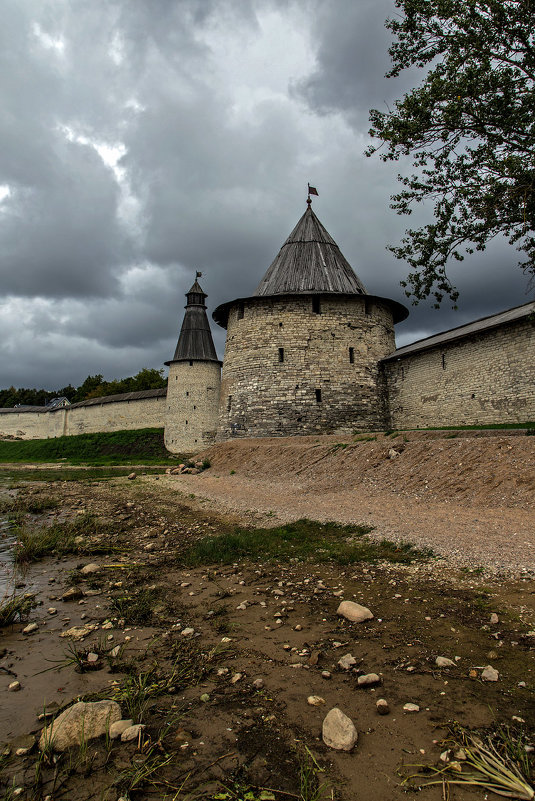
[368,0,535,305]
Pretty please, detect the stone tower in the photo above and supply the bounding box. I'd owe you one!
[164,279,221,453]
[213,201,408,439]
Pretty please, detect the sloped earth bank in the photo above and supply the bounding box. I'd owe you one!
[0,431,533,801]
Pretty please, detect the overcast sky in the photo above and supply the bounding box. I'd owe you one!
[1,0,532,391]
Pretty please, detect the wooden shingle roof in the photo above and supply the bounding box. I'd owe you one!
[165,279,220,365]
[254,206,367,296]
[213,204,409,327]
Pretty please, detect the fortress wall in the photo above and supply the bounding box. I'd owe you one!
[164,361,221,454]
[384,317,535,429]
[65,395,166,435]
[0,409,64,440]
[0,396,166,440]
[218,295,396,439]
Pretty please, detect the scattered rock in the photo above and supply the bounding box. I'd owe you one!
[22,623,38,635]
[62,587,84,602]
[127,472,137,480]
[12,735,35,756]
[252,678,264,690]
[338,653,357,670]
[435,656,455,668]
[388,448,400,459]
[39,700,121,751]
[490,613,499,624]
[403,703,420,713]
[81,563,100,575]
[322,708,358,751]
[8,681,21,692]
[307,695,326,706]
[481,665,499,682]
[60,624,99,641]
[86,652,99,663]
[376,699,390,715]
[109,719,133,740]
[109,645,122,658]
[200,693,210,703]
[181,627,195,637]
[47,608,57,615]
[337,601,373,623]
[357,673,380,687]
[321,671,332,680]
[121,724,145,742]
[231,672,243,684]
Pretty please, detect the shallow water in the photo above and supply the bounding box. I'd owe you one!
[0,465,166,597]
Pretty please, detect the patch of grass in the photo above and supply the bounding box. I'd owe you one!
[0,427,178,465]
[0,495,59,515]
[13,513,120,563]
[110,588,160,625]
[0,592,37,626]
[182,519,433,567]
[353,434,377,442]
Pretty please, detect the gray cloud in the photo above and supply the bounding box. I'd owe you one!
[0,0,531,391]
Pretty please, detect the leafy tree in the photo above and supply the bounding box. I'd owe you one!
[367,0,535,306]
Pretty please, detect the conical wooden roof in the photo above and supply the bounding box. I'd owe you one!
[165,279,220,365]
[254,205,367,296]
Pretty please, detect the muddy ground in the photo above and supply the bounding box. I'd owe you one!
[0,432,534,801]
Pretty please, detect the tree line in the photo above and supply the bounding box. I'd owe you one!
[0,368,167,408]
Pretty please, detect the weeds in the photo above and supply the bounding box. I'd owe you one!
[0,495,59,515]
[0,591,37,626]
[182,519,433,567]
[13,513,120,563]
[110,588,160,625]
[400,722,534,799]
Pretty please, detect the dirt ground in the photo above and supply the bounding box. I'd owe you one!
[0,430,534,801]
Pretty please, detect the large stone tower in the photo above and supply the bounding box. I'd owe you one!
[213,201,408,439]
[164,279,221,453]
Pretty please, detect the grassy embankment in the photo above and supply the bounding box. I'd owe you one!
[0,428,179,465]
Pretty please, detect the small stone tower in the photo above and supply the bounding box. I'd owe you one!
[213,201,408,439]
[164,278,221,453]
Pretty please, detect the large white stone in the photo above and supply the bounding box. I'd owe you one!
[337,601,373,623]
[322,708,358,751]
[39,700,121,752]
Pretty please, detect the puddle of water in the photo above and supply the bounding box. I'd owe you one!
[0,466,166,597]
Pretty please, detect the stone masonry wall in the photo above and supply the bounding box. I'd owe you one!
[0,396,166,440]
[164,361,221,453]
[217,295,396,439]
[384,317,535,428]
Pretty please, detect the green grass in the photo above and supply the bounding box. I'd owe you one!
[0,592,38,626]
[182,519,433,567]
[400,421,535,432]
[0,428,178,465]
[0,495,59,515]
[13,513,120,563]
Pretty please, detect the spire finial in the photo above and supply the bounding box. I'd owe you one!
[196,270,202,278]
[307,183,319,207]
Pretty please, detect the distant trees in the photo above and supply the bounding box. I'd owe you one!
[0,368,167,408]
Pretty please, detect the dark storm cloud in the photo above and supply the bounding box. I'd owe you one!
[0,0,532,391]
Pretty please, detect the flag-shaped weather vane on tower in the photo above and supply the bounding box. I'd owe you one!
[307,183,319,206]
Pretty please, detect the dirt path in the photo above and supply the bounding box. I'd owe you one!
[163,431,535,576]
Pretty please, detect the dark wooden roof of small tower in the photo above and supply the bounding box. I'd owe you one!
[254,205,367,296]
[213,203,409,327]
[165,279,220,365]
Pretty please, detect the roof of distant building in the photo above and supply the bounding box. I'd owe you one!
[382,300,535,361]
